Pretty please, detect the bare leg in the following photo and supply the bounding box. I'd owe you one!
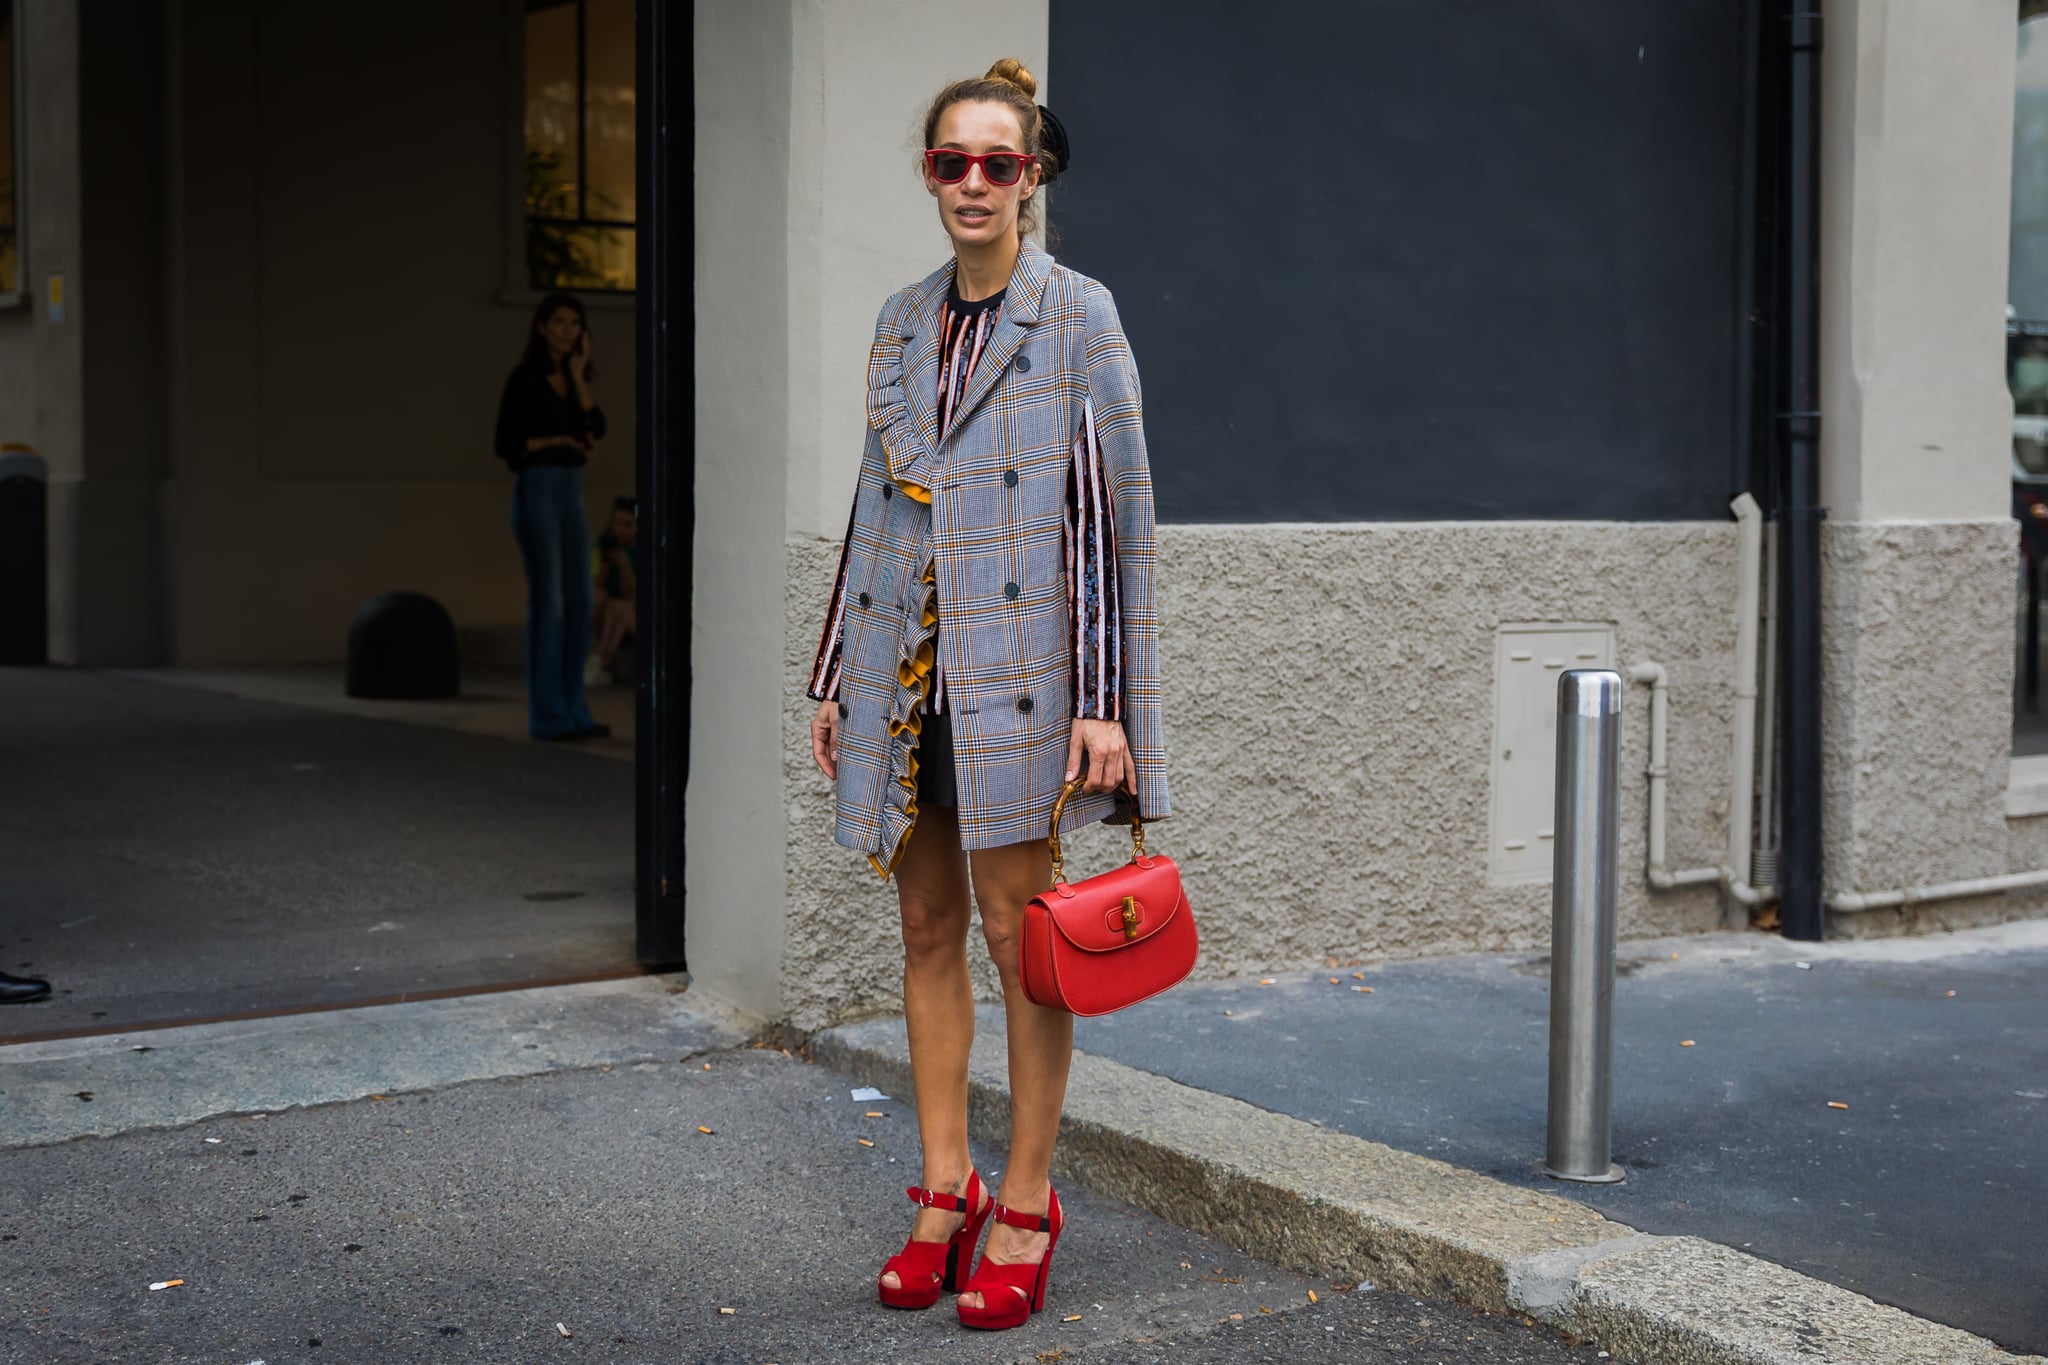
[594,595,627,665]
[879,802,984,1293]
[958,835,1065,1310]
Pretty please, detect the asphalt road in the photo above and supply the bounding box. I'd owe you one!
[0,669,635,1038]
[3,1046,1608,1365]
[1074,932,2048,1354]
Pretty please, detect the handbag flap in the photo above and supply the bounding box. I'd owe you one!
[1039,857,1183,954]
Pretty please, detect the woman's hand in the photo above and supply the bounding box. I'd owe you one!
[568,331,592,384]
[811,699,840,779]
[1066,718,1130,795]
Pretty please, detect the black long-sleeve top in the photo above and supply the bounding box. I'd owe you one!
[493,364,607,470]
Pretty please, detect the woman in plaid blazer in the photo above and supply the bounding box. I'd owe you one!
[806,60,1168,1329]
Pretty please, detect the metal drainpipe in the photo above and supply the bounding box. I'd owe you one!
[1777,3,1826,941]
[633,1,692,968]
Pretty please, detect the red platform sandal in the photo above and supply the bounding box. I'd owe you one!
[877,1172,993,1310]
[954,1187,1064,1331]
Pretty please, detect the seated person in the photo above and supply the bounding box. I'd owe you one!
[588,496,637,683]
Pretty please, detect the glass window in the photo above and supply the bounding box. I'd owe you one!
[2013,13,2048,481]
[0,0,21,307]
[525,0,635,292]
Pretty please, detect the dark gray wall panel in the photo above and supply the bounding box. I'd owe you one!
[1047,1,1746,522]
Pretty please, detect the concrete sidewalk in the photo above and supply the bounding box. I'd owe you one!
[816,922,2048,1365]
[3,979,1605,1364]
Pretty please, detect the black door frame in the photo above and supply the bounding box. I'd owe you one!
[633,0,690,967]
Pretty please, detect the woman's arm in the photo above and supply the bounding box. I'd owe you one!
[1074,282,1167,815]
[806,494,859,702]
[494,371,531,467]
[1067,403,1124,723]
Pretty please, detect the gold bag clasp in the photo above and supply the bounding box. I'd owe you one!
[1120,896,1140,940]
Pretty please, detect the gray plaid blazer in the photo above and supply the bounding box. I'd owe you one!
[811,241,1170,871]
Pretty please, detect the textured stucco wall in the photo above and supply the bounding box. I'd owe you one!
[780,521,1739,1031]
[1824,519,2048,936]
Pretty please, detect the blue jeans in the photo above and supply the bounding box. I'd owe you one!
[511,465,597,739]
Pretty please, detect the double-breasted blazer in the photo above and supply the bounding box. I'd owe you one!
[810,241,1170,874]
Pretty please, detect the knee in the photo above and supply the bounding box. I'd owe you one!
[899,894,966,963]
[979,910,1021,978]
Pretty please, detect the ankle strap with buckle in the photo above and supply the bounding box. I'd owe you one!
[990,1202,1053,1232]
[906,1183,974,1212]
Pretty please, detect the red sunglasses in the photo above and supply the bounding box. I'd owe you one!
[925,149,1037,187]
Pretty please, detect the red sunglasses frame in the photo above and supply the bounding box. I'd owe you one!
[924,149,1038,187]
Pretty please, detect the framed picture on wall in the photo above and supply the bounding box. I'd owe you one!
[0,0,22,310]
[0,0,21,309]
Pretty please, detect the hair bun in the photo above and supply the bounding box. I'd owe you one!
[984,57,1038,99]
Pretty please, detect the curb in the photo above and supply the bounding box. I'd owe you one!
[0,977,746,1149]
[812,1010,2041,1365]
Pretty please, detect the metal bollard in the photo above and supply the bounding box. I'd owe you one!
[1545,669,1626,1184]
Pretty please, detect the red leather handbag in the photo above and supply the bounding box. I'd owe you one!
[1020,778,1197,1016]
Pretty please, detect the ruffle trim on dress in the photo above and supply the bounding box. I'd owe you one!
[868,557,941,879]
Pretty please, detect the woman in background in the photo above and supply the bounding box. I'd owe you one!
[494,293,610,742]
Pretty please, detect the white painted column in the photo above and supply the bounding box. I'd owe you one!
[1816,0,2024,915]
[689,0,1048,1025]
[1820,0,2014,523]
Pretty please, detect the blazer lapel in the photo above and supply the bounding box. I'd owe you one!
[900,267,951,460]
[941,242,1052,445]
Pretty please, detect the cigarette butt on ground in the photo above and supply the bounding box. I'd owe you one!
[1352,985,1373,993]
[697,1126,714,1134]
[1259,978,1275,986]
[555,1323,572,1338]
[1680,1040,1696,1047]
[1828,1101,1849,1110]
[1308,1289,1318,1303]
[1947,990,1958,998]
[1352,972,1366,980]
[1328,977,1340,984]
[1064,1314,1083,1321]
[718,1306,736,1316]
[864,1111,884,1118]
[148,1280,184,1291]
[858,1138,876,1147]
[703,1062,712,1069]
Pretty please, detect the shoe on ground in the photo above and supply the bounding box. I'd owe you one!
[0,971,52,1004]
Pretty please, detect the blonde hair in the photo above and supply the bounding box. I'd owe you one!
[919,58,1062,239]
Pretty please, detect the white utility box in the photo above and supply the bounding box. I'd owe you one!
[1488,623,1616,885]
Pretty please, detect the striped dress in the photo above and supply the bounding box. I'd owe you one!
[808,281,1125,806]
